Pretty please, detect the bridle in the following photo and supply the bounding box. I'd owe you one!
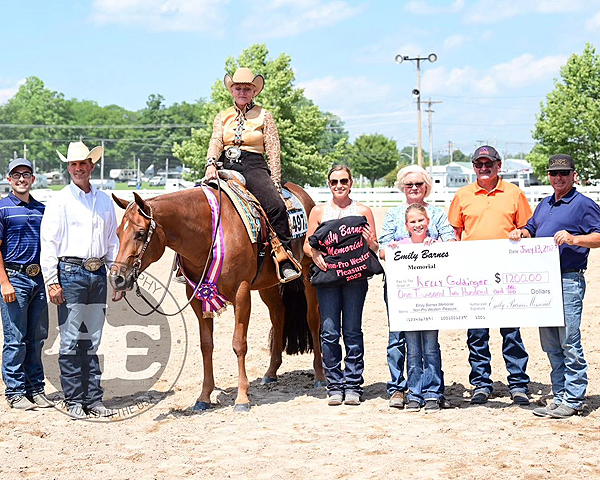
[119,181,223,317]
[130,204,156,282]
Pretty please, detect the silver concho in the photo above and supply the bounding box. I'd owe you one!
[25,264,41,277]
[84,257,103,272]
[225,146,242,162]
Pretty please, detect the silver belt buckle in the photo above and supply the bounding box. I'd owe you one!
[25,264,41,277]
[225,146,242,162]
[84,257,103,272]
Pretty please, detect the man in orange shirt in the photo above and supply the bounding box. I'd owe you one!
[448,145,532,406]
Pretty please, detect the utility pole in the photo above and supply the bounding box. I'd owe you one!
[395,53,438,168]
[24,144,36,175]
[424,98,442,174]
[100,140,105,190]
[410,143,416,164]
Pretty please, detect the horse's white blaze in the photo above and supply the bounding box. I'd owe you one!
[124,220,129,231]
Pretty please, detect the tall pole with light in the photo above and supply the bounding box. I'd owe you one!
[395,53,437,168]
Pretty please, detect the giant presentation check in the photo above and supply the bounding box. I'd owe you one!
[385,238,565,331]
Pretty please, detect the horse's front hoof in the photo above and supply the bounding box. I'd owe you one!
[261,376,277,385]
[313,380,327,389]
[233,403,251,412]
[192,401,211,412]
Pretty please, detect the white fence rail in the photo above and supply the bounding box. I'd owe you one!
[32,185,600,209]
[305,186,600,208]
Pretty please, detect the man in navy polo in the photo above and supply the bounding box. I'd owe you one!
[510,154,600,418]
[0,158,53,410]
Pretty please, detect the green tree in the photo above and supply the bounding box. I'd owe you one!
[0,77,72,173]
[525,144,551,185]
[383,162,410,187]
[533,43,600,181]
[174,44,336,185]
[349,134,400,187]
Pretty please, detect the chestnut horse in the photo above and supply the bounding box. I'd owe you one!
[110,183,325,411]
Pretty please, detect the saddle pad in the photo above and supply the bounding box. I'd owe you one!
[204,180,308,242]
[205,180,260,243]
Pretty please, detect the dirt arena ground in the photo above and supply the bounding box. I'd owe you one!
[1,207,599,479]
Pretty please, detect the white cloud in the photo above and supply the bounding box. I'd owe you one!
[586,11,600,30]
[243,0,364,39]
[298,75,395,117]
[91,0,363,37]
[462,0,590,24]
[0,79,25,104]
[404,0,464,15]
[91,0,228,32]
[490,54,568,88]
[443,34,468,50]
[422,54,567,96]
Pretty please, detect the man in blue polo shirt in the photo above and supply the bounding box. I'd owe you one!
[510,154,600,418]
[0,158,52,410]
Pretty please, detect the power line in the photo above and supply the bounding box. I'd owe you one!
[0,123,207,129]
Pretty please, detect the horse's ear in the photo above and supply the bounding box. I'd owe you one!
[133,192,152,218]
[112,194,129,210]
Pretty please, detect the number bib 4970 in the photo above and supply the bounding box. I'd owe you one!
[288,209,308,239]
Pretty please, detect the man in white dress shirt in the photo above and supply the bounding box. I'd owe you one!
[41,142,119,420]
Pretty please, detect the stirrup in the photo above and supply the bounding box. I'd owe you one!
[270,238,302,283]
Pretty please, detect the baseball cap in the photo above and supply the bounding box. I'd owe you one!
[547,154,574,171]
[472,145,501,162]
[8,158,33,175]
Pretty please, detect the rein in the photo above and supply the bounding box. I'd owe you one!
[121,181,224,317]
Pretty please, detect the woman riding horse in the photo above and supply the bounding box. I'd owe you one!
[204,67,300,283]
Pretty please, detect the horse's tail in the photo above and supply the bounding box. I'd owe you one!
[280,277,313,355]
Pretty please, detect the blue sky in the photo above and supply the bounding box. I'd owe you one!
[2,0,600,159]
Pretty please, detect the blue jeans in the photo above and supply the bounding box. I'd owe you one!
[405,330,444,404]
[383,281,406,395]
[539,272,587,410]
[1,271,48,399]
[57,262,108,407]
[316,279,368,395]
[467,328,529,394]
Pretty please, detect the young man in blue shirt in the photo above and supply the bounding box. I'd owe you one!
[0,158,52,410]
[510,154,600,418]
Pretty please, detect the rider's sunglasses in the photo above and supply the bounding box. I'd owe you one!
[329,178,350,186]
[404,182,424,189]
[472,161,496,169]
[9,172,32,180]
[548,170,572,177]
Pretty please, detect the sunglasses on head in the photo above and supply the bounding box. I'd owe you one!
[329,178,350,186]
[404,182,424,189]
[549,170,572,177]
[472,161,496,169]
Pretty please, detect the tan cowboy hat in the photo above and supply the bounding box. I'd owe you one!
[57,141,103,164]
[223,68,264,96]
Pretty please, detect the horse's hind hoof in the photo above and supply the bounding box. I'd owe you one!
[234,403,251,412]
[192,401,211,412]
[313,380,327,389]
[261,376,277,385]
